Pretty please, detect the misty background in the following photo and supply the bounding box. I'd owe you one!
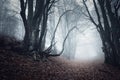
[0,0,104,62]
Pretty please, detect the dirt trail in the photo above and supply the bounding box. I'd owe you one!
[0,49,120,80]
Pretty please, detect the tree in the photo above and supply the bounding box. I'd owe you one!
[19,0,56,52]
[83,0,120,66]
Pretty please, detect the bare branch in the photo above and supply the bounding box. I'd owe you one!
[48,26,77,56]
[47,0,57,12]
[51,10,72,45]
[82,0,98,26]
[43,9,71,54]
[20,0,27,27]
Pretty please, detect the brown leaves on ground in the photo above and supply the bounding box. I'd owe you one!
[0,49,120,80]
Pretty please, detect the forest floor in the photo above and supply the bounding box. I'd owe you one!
[0,48,120,80]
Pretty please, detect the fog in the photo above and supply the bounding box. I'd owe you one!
[52,18,104,62]
[0,0,104,63]
[75,27,104,62]
[46,0,104,62]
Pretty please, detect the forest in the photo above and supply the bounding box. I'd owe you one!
[0,0,120,80]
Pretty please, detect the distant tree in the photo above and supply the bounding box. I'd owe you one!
[0,0,18,37]
[49,0,81,59]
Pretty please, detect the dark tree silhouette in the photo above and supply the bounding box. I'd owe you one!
[83,0,120,66]
[19,0,60,60]
[20,0,56,52]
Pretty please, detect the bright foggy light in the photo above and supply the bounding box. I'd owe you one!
[74,28,104,61]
